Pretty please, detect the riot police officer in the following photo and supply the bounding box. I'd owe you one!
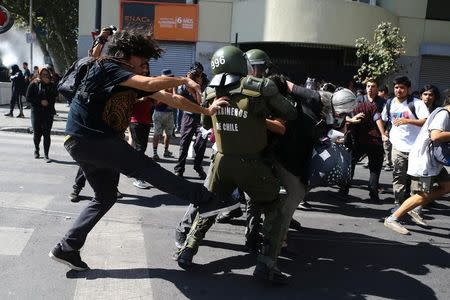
[175,45,297,284]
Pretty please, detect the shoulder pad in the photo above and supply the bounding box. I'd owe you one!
[204,87,216,102]
[241,76,263,97]
[260,78,279,97]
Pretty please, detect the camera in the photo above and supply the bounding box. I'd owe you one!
[105,25,117,35]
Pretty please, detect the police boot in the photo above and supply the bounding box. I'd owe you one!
[253,239,288,285]
[176,247,196,270]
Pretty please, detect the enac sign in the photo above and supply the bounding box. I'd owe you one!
[154,4,198,42]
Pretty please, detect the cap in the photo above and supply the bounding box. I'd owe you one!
[161,69,174,77]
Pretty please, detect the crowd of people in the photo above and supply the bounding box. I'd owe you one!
[4,28,449,285]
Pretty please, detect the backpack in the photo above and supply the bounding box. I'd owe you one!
[57,57,95,101]
[427,108,450,166]
[385,95,418,130]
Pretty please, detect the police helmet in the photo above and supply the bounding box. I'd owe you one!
[210,45,248,76]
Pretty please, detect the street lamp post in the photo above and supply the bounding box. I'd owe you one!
[29,0,33,68]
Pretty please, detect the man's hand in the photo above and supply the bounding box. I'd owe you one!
[41,100,49,107]
[206,96,229,115]
[393,118,408,126]
[348,112,365,124]
[184,77,202,104]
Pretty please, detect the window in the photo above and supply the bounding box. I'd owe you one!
[426,0,450,21]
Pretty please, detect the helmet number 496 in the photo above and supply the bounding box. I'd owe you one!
[211,56,226,70]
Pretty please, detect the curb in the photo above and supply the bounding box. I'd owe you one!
[0,126,66,136]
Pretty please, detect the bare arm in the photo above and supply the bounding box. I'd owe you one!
[393,118,426,127]
[120,75,202,103]
[376,119,386,136]
[151,90,228,116]
[430,130,450,143]
[266,119,286,135]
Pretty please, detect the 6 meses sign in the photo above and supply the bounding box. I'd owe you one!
[0,4,14,34]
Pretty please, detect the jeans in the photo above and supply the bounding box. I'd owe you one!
[174,113,207,174]
[9,91,23,114]
[73,166,86,191]
[350,143,384,195]
[31,110,53,156]
[61,135,214,251]
[129,122,150,154]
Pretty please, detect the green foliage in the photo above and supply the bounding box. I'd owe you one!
[2,0,79,71]
[354,22,406,83]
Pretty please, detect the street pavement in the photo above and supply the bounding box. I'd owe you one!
[0,104,449,299]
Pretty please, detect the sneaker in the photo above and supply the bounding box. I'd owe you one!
[153,154,160,161]
[34,150,40,159]
[175,171,184,177]
[216,207,243,223]
[297,201,312,210]
[408,210,428,226]
[384,165,393,171]
[198,194,241,218]
[245,233,263,254]
[384,217,410,235]
[49,243,89,271]
[16,113,25,118]
[176,247,195,270]
[369,190,380,202]
[117,190,123,199]
[44,156,51,163]
[175,231,186,249]
[133,179,150,189]
[194,167,207,180]
[253,261,288,285]
[163,149,174,158]
[69,189,81,203]
[4,112,13,117]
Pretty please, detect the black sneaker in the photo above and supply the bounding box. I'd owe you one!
[44,156,51,163]
[69,189,81,203]
[175,230,186,249]
[253,261,288,285]
[176,247,195,270]
[4,112,13,117]
[16,113,25,118]
[194,167,207,180]
[49,243,89,271]
[198,194,240,218]
[245,233,263,254]
[175,171,184,178]
[34,150,40,159]
[289,218,302,231]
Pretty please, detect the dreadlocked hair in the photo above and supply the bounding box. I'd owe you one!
[106,30,163,60]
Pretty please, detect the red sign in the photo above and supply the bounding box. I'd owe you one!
[0,5,14,34]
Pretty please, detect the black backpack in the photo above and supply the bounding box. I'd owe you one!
[57,57,96,101]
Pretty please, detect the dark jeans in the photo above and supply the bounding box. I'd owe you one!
[174,113,207,174]
[31,110,53,155]
[350,143,384,194]
[129,122,151,153]
[61,135,213,251]
[73,166,86,191]
[10,91,23,114]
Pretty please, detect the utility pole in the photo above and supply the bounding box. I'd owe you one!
[29,0,33,68]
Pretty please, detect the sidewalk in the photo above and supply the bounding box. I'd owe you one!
[0,103,69,135]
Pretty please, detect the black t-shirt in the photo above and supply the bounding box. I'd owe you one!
[177,85,198,116]
[66,60,153,138]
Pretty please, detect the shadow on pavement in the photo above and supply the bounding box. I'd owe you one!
[66,227,448,299]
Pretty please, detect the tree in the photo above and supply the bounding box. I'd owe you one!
[2,0,78,72]
[354,22,406,84]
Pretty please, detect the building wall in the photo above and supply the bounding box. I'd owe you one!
[231,0,398,46]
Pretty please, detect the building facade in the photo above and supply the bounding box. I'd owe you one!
[78,0,450,92]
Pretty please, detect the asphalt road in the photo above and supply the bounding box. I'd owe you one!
[0,130,449,300]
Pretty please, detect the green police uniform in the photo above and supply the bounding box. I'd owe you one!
[178,46,296,272]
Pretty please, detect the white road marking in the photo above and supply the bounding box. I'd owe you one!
[74,221,153,300]
[0,192,53,210]
[0,227,34,255]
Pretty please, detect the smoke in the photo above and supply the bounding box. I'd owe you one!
[0,27,45,68]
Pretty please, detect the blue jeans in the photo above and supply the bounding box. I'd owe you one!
[61,135,213,251]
